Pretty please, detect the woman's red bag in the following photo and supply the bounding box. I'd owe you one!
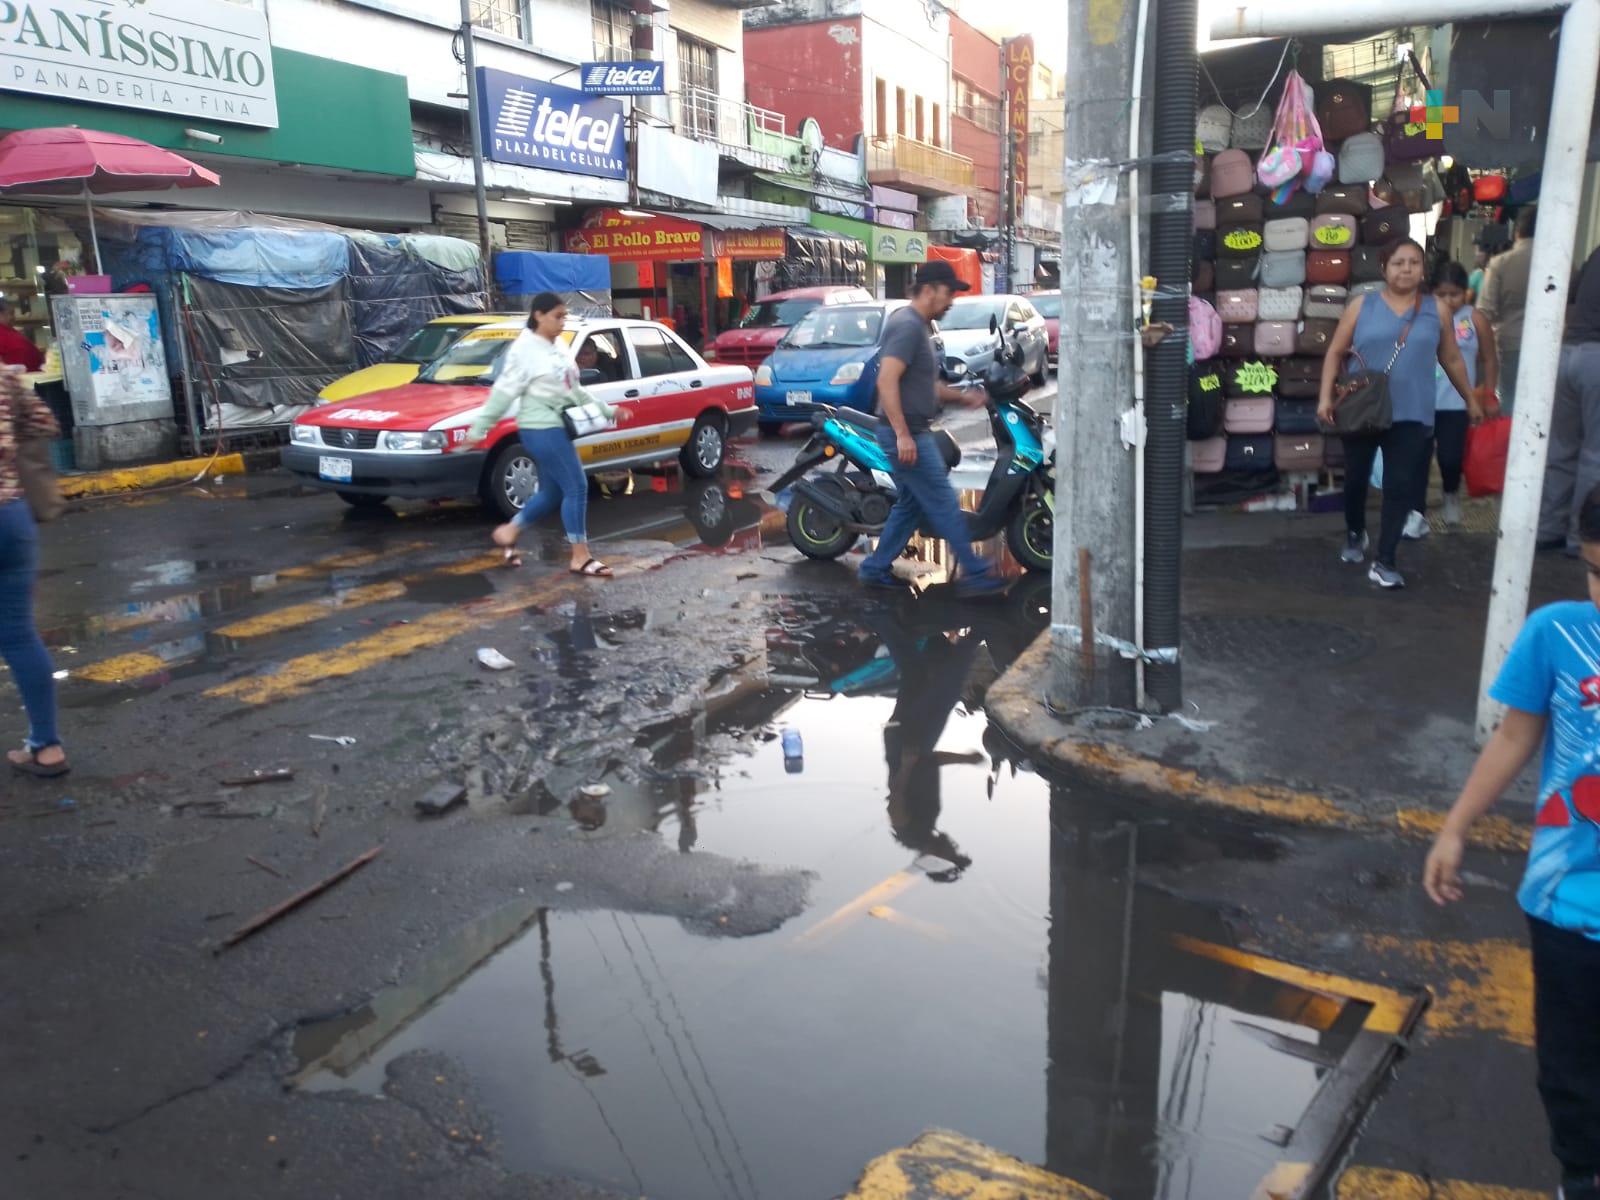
[1465,415,1512,497]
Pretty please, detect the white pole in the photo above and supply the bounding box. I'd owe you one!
[1475,0,1600,741]
[1130,0,1151,709]
[1209,0,1567,40]
[83,183,102,275]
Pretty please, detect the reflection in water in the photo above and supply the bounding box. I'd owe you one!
[291,585,1406,1200]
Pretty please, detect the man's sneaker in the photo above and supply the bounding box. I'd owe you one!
[1368,562,1405,589]
[1341,531,1369,564]
[1442,492,1463,527]
[1402,511,1431,540]
[859,568,903,590]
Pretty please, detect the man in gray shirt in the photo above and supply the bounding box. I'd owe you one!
[858,260,1001,594]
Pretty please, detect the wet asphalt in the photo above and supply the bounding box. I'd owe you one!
[0,399,1554,1199]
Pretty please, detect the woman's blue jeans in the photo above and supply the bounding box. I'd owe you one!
[513,427,588,543]
[0,499,60,750]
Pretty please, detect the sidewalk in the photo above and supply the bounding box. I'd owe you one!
[989,499,1574,844]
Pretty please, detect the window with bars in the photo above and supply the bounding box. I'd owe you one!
[592,1,633,63]
[955,79,1000,133]
[472,0,526,40]
[679,35,717,139]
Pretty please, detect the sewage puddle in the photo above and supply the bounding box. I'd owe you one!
[293,588,1417,1200]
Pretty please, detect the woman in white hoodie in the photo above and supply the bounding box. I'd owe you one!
[467,292,630,576]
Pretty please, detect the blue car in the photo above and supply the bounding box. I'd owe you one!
[754,301,911,431]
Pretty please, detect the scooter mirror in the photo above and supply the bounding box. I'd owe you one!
[989,314,999,336]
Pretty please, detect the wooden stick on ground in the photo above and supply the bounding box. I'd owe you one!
[215,846,381,953]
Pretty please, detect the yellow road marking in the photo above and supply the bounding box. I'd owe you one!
[846,1129,1107,1200]
[1362,936,1533,1047]
[59,453,247,499]
[867,905,950,942]
[794,870,923,946]
[74,651,171,684]
[277,541,430,579]
[214,553,502,639]
[205,554,660,705]
[1337,1166,1545,1199]
[1171,936,1422,1037]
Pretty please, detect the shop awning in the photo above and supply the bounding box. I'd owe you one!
[563,208,704,263]
[810,211,927,264]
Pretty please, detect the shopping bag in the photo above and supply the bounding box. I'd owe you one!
[1465,415,1512,497]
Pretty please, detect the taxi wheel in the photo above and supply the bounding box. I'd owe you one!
[681,413,726,479]
[337,491,389,509]
[485,441,539,521]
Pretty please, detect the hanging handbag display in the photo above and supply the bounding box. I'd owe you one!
[1188,366,1226,439]
[1275,433,1326,470]
[1295,317,1338,355]
[1226,434,1276,472]
[1309,214,1358,248]
[1361,207,1408,246]
[1225,359,1278,397]
[1351,246,1384,284]
[1192,436,1228,473]
[1266,191,1316,220]
[1325,298,1421,436]
[1193,199,1217,231]
[1315,185,1370,217]
[1256,70,1320,192]
[1338,131,1386,185]
[1215,256,1260,288]
[1216,289,1259,323]
[1303,284,1350,320]
[1219,226,1266,258]
[1259,250,1306,288]
[1307,250,1352,285]
[1216,195,1265,226]
[1315,78,1372,142]
[1210,149,1256,198]
[1220,324,1255,358]
[1194,152,1212,198]
[1277,357,1324,398]
[1193,259,1216,292]
[1263,217,1309,251]
[1197,104,1235,153]
[1473,174,1508,204]
[1382,59,1434,164]
[1257,285,1304,322]
[561,402,612,439]
[1254,321,1296,357]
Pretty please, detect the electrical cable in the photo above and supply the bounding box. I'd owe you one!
[1197,36,1295,121]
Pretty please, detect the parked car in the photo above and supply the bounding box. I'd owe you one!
[937,294,1051,386]
[1030,290,1060,369]
[703,286,873,369]
[753,301,910,430]
[284,317,757,519]
[316,313,517,403]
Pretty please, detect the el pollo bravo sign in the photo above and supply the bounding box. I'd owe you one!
[565,209,704,262]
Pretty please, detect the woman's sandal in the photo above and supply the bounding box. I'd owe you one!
[502,547,523,568]
[8,748,70,779]
[569,558,613,578]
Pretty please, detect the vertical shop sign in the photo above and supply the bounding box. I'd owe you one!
[1006,36,1034,219]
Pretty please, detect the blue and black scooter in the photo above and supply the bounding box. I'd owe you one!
[767,319,1054,572]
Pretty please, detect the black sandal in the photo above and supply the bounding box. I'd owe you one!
[569,558,613,577]
[8,748,70,779]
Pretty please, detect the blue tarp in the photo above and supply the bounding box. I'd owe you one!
[495,251,611,295]
[136,227,349,288]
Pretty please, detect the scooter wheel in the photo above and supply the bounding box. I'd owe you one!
[787,493,859,560]
[1007,500,1053,573]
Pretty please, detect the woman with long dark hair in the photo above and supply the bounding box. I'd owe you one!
[1318,238,1476,589]
[466,293,630,576]
[1,367,67,777]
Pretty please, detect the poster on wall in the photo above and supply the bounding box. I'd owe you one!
[51,294,174,428]
[0,0,278,127]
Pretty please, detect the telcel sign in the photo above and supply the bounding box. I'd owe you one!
[476,66,625,180]
[580,60,664,96]
[0,0,277,127]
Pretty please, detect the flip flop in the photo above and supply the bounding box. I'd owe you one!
[8,748,70,779]
[502,547,523,568]
[570,558,613,578]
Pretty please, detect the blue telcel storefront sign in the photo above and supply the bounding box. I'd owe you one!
[475,66,626,180]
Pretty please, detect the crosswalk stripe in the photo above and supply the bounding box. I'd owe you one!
[1362,935,1533,1047]
[205,554,660,705]
[213,553,503,639]
[275,540,431,579]
[1336,1166,1545,1198]
[846,1129,1106,1199]
[74,651,171,684]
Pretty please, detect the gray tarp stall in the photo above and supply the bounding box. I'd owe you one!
[183,276,356,412]
[775,230,867,291]
[348,234,489,368]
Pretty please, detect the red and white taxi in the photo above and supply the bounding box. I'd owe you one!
[284,317,757,518]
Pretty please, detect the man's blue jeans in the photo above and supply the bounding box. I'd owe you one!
[860,428,989,578]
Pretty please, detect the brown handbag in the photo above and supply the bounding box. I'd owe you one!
[1327,297,1421,436]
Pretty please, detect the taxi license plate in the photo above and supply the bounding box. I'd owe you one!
[319,456,354,483]
[786,390,812,405]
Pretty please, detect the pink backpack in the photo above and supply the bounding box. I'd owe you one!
[1189,295,1222,360]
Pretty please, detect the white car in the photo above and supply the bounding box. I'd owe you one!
[936,294,1051,387]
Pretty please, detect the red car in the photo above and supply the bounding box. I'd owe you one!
[704,285,873,368]
[1031,290,1060,369]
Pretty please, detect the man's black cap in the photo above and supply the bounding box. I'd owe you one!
[913,260,971,291]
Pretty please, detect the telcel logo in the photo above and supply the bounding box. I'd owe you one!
[580,61,664,95]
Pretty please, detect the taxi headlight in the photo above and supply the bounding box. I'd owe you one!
[754,363,773,386]
[290,424,320,445]
[382,431,447,451]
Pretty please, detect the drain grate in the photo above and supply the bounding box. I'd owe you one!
[1182,614,1373,668]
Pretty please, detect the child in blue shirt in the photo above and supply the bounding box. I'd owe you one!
[1426,484,1600,1198]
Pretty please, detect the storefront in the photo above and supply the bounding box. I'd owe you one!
[808,212,928,299]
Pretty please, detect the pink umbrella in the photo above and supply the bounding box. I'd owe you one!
[0,127,221,272]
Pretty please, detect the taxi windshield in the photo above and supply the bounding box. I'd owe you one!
[393,323,470,365]
[416,328,574,384]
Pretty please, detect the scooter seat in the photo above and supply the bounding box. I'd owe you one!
[834,407,883,433]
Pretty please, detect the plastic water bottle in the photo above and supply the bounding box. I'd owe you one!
[781,728,804,775]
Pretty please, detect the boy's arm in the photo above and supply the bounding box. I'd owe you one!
[1423,708,1546,904]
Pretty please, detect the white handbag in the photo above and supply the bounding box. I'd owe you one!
[1257,286,1304,322]
[562,402,612,439]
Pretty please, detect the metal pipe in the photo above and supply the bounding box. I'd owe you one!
[1476,0,1600,740]
[458,0,492,263]
[1209,0,1568,40]
[1142,0,1198,711]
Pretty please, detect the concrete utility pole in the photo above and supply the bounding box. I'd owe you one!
[1051,0,1142,710]
[459,0,493,262]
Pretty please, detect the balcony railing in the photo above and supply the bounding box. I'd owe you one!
[672,87,787,152]
[866,135,975,190]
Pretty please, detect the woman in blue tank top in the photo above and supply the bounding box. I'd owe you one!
[1319,238,1476,589]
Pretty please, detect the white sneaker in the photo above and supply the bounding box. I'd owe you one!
[1341,531,1369,564]
[1402,511,1431,540]
[1442,493,1463,527]
[1369,562,1406,589]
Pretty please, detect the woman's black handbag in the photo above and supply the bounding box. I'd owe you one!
[1326,298,1421,437]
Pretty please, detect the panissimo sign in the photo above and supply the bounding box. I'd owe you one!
[0,0,278,127]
